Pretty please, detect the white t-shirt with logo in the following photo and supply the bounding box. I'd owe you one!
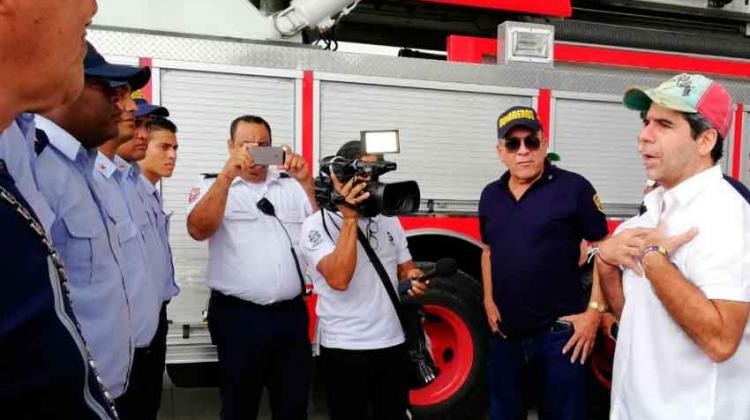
[301,211,411,350]
[611,166,750,420]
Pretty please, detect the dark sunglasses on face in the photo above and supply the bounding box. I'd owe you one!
[503,135,542,152]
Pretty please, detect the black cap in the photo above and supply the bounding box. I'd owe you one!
[497,106,542,139]
[84,41,150,91]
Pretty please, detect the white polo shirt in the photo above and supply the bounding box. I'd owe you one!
[301,210,411,350]
[611,165,750,420]
[187,171,312,304]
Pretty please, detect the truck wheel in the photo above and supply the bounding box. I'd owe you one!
[404,264,489,419]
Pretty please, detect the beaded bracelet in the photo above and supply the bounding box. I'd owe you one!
[641,244,669,261]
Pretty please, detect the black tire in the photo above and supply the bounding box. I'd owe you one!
[414,262,483,306]
[404,265,489,420]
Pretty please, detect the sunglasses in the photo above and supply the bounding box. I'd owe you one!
[503,135,542,152]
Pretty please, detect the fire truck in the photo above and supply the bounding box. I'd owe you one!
[91,0,750,418]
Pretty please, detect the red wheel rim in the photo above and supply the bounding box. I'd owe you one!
[410,304,475,406]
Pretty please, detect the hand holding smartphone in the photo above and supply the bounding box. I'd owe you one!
[248,145,286,166]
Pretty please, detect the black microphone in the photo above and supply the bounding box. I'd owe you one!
[418,258,458,282]
[256,197,276,217]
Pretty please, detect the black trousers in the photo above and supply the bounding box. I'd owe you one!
[115,302,169,420]
[208,292,312,420]
[320,344,410,420]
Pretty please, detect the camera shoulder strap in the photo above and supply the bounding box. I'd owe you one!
[356,225,403,323]
[321,209,335,242]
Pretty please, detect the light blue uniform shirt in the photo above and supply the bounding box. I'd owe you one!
[93,153,160,348]
[0,114,55,230]
[138,174,179,302]
[33,116,133,398]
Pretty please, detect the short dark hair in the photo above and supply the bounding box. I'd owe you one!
[229,115,272,143]
[336,140,364,160]
[147,116,177,134]
[683,112,724,163]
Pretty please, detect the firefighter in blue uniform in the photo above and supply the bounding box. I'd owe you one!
[110,100,179,420]
[34,42,150,403]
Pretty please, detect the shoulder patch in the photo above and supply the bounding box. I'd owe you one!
[188,187,201,204]
[593,193,605,213]
[308,229,324,247]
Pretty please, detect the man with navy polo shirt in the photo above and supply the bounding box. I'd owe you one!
[480,106,609,420]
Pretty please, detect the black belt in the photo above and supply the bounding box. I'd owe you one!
[210,290,303,311]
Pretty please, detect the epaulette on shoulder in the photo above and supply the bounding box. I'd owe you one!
[201,173,219,179]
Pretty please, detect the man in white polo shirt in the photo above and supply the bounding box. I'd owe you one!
[596,73,750,420]
[187,115,316,420]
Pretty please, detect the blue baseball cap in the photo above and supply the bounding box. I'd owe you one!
[84,41,150,90]
[134,98,169,118]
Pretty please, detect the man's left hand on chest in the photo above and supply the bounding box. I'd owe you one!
[560,308,601,364]
[639,222,698,265]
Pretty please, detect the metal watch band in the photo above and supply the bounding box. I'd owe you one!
[588,301,608,313]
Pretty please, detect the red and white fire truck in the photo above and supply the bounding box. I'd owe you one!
[91,0,750,417]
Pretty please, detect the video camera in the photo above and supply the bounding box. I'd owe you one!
[315,130,421,217]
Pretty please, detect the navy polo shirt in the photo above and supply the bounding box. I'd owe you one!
[0,159,115,419]
[479,162,608,337]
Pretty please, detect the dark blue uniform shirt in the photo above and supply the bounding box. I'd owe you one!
[0,159,115,419]
[479,162,608,337]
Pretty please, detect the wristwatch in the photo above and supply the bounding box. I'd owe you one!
[588,301,608,313]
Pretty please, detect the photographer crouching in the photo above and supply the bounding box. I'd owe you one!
[300,140,428,420]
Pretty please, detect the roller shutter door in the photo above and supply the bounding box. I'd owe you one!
[319,81,533,204]
[553,98,645,212]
